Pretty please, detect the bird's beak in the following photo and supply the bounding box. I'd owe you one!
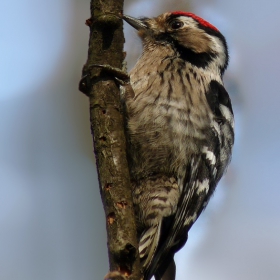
[122,15,147,30]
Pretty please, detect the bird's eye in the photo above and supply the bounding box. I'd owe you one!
[170,20,184,29]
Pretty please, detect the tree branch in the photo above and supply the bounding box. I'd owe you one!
[80,1,141,279]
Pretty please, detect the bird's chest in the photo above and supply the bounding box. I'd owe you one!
[125,69,212,178]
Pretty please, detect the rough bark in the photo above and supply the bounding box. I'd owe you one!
[80,1,141,279]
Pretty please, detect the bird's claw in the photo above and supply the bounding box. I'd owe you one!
[89,64,130,84]
[79,64,133,97]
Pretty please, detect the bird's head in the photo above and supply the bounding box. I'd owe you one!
[123,11,229,74]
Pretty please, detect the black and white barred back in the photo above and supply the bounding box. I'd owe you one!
[123,11,234,280]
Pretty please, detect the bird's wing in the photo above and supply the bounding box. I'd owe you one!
[145,81,234,280]
[145,143,220,280]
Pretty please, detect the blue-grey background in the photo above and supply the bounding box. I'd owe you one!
[1,0,279,279]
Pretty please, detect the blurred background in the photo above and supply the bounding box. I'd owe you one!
[1,0,279,279]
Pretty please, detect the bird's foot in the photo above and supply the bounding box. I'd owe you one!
[90,64,130,85]
[79,64,134,96]
[79,64,134,98]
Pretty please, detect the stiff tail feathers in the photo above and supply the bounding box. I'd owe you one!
[139,221,162,272]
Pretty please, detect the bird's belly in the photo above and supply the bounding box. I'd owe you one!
[127,99,209,180]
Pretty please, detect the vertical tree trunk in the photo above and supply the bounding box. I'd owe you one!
[80,1,141,279]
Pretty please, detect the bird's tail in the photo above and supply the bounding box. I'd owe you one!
[155,258,176,280]
[139,221,162,271]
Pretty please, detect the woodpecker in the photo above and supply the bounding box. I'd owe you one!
[122,11,234,280]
